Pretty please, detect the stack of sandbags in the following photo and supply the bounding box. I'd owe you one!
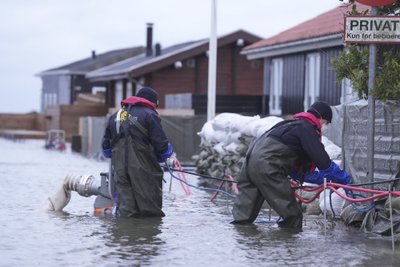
[194,113,344,206]
[195,113,284,183]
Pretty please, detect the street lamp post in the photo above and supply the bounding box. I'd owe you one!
[207,0,217,121]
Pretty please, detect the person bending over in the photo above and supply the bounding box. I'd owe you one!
[231,101,351,229]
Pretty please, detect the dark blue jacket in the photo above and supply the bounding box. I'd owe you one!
[102,99,170,158]
[268,118,331,170]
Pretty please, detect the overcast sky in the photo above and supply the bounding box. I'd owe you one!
[0,0,344,113]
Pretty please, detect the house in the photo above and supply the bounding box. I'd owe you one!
[86,24,264,115]
[241,3,369,116]
[35,46,145,140]
[36,46,145,112]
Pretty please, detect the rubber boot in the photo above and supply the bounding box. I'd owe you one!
[277,215,303,229]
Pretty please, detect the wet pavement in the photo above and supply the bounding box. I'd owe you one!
[0,139,399,267]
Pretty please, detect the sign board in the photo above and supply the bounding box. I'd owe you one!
[355,0,395,6]
[344,16,400,43]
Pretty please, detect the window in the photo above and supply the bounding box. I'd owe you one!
[269,58,283,115]
[304,53,320,110]
[92,86,106,94]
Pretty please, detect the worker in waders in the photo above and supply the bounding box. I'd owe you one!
[102,87,174,217]
[231,101,352,229]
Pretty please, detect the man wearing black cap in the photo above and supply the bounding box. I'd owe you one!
[232,101,351,229]
[102,87,174,217]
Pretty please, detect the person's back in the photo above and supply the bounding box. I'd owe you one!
[102,87,173,217]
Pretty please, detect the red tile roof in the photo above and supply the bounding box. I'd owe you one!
[244,3,369,51]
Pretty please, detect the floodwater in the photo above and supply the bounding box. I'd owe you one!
[0,139,399,267]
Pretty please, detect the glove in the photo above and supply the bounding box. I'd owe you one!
[156,143,174,163]
[299,161,352,185]
[102,148,112,158]
[319,161,352,185]
[303,171,324,184]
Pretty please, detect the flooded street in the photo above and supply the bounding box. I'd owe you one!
[0,138,399,267]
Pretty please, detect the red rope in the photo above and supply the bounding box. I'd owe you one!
[210,175,238,201]
[290,180,400,204]
[174,160,191,195]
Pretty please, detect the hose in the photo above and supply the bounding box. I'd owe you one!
[165,163,236,199]
[47,174,101,211]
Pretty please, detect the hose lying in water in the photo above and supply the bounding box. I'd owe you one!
[47,174,102,211]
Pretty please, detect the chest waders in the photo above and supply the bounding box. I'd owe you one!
[232,136,303,228]
[111,105,165,217]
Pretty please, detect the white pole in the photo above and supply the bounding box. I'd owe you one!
[207,0,217,121]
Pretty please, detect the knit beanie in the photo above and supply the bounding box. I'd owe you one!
[307,101,332,123]
[136,87,159,105]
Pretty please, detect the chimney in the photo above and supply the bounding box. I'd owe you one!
[92,50,96,60]
[155,43,161,56]
[146,23,153,57]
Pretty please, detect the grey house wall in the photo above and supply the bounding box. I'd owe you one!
[41,75,71,111]
[319,47,342,105]
[282,53,305,114]
[263,46,344,115]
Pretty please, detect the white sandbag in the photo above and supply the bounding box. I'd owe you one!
[241,118,264,137]
[212,130,229,144]
[212,113,259,132]
[213,143,226,155]
[241,116,282,137]
[228,131,243,144]
[198,121,214,141]
[255,116,284,137]
[319,188,346,217]
[224,142,239,154]
[211,113,242,131]
[322,136,342,160]
[229,114,260,132]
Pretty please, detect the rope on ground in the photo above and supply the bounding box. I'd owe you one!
[169,168,237,183]
[165,161,236,199]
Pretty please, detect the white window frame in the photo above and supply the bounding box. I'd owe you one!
[126,82,133,98]
[269,58,283,115]
[340,47,358,104]
[341,78,358,104]
[304,53,320,110]
[115,81,123,108]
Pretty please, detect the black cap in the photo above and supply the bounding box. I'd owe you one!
[136,87,159,105]
[307,101,332,123]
